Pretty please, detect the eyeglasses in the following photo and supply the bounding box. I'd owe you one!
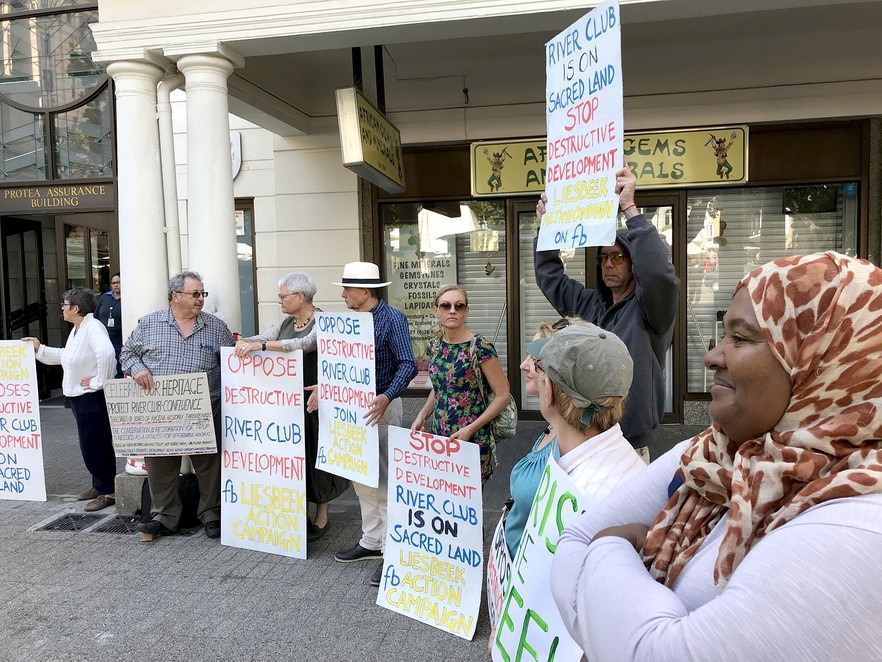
[438,302,468,312]
[278,292,301,301]
[552,318,570,331]
[596,252,626,266]
[60,303,72,309]
[533,359,546,374]
[176,291,208,299]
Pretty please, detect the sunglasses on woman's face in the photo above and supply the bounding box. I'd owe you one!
[438,302,468,312]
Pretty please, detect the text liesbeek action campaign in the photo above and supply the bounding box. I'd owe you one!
[538,0,624,252]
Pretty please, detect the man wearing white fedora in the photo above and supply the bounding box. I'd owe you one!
[328,261,417,587]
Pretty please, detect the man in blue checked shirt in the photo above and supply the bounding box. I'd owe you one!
[120,271,235,540]
[327,262,417,587]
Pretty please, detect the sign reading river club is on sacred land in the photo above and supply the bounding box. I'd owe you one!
[315,312,379,487]
[0,341,45,501]
[377,427,483,640]
[221,348,306,558]
[538,0,623,252]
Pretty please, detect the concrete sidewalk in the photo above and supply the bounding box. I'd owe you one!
[0,404,703,662]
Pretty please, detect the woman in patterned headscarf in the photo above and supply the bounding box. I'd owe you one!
[550,252,882,661]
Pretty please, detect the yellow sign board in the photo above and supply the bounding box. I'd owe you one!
[336,87,406,194]
[471,126,748,195]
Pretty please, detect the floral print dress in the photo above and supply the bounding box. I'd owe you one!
[426,335,498,483]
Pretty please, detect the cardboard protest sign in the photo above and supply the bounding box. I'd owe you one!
[492,457,589,662]
[315,312,379,487]
[0,341,45,501]
[377,426,483,640]
[486,513,513,629]
[104,373,216,457]
[538,0,623,251]
[220,347,306,558]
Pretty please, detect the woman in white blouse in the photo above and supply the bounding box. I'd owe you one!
[23,288,117,511]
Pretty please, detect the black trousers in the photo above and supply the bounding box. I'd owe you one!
[69,390,117,495]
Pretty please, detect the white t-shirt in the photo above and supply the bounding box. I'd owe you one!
[551,440,882,662]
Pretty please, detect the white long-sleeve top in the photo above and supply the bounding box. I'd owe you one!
[34,313,116,397]
[551,440,882,662]
[557,423,646,503]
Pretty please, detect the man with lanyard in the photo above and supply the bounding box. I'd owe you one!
[324,262,417,587]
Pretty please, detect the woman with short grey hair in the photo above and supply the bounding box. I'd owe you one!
[235,271,349,540]
[22,288,118,511]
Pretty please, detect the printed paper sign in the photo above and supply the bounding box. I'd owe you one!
[486,514,513,629]
[104,373,216,457]
[538,0,623,251]
[0,341,45,501]
[492,457,589,661]
[377,426,483,640]
[315,312,379,487]
[220,348,306,558]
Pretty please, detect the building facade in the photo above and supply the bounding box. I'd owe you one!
[19,0,881,418]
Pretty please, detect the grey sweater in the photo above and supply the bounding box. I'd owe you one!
[534,214,679,449]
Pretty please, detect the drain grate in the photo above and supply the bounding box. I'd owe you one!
[37,513,106,532]
[92,516,140,535]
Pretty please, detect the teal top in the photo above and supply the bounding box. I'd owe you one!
[504,428,560,557]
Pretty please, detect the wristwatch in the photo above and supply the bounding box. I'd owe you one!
[261,341,266,351]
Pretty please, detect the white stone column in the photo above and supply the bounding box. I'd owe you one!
[177,54,241,333]
[106,61,169,339]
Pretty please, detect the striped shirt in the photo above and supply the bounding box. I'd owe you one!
[370,299,417,401]
[120,307,234,410]
[34,313,116,397]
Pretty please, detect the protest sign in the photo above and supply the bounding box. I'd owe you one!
[220,347,306,558]
[486,513,512,629]
[377,426,483,640]
[538,0,623,251]
[0,341,45,501]
[315,312,379,487]
[104,373,216,457]
[492,457,589,662]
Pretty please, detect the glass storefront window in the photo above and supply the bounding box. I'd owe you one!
[53,84,111,178]
[0,102,45,179]
[0,9,104,110]
[89,225,107,291]
[381,200,508,389]
[685,182,859,392]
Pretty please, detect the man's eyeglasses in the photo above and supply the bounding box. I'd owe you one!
[438,302,468,312]
[596,252,626,266]
[60,303,72,309]
[177,291,208,299]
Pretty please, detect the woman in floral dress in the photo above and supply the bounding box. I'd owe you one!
[411,285,511,482]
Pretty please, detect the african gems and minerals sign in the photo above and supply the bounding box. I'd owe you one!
[538,0,623,251]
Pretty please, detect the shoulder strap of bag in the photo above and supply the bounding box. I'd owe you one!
[471,336,487,401]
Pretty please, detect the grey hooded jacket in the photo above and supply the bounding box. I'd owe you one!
[534,214,679,450]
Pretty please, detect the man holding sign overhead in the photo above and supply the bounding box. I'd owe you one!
[327,262,417,587]
[535,168,679,460]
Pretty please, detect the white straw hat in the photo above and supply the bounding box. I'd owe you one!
[331,261,391,288]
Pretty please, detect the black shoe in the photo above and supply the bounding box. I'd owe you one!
[137,519,176,536]
[307,520,328,542]
[334,543,382,563]
[370,561,384,587]
[204,520,221,539]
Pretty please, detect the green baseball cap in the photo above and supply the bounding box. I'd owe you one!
[527,323,633,407]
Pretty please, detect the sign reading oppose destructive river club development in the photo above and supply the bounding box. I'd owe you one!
[104,374,216,457]
[315,312,379,487]
[538,0,623,252]
[0,341,45,501]
[492,458,589,662]
[220,348,306,558]
[377,427,483,640]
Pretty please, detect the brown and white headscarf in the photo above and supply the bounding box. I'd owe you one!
[642,252,882,587]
